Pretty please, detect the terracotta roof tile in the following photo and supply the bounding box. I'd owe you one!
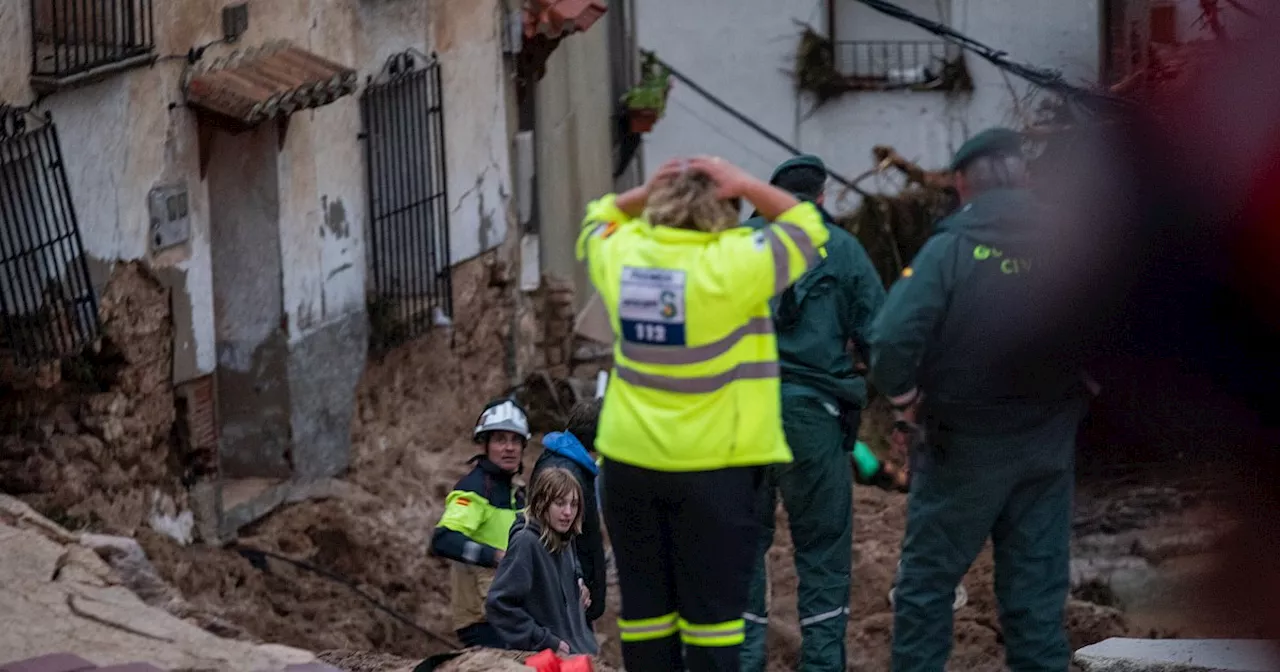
[0,654,96,672]
[183,41,358,126]
[525,0,607,40]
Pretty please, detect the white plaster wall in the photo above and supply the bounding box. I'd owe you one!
[2,0,515,360]
[0,0,220,379]
[0,0,31,103]
[638,0,1100,212]
[432,0,514,265]
[537,23,615,301]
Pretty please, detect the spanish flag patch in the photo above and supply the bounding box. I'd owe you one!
[456,497,471,507]
[601,221,620,239]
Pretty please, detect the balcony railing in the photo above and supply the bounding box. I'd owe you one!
[29,0,156,92]
[834,40,966,90]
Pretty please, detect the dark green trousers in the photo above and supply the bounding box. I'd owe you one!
[742,390,853,672]
[892,402,1084,672]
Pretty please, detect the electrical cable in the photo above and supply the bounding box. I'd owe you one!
[667,97,782,169]
[850,0,1135,113]
[231,543,461,650]
[641,51,864,191]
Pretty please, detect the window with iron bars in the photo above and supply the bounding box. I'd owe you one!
[0,106,101,367]
[29,0,157,92]
[834,40,965,90]
[360,51,453,354]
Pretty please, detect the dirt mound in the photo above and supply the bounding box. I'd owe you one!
[124,254,1131,669]
[317,649,420,672]
[133,396,1133,671]
[135,255,517,660]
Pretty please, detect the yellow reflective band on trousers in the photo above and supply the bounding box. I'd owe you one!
[678,617,746,647]
[575,194,831,473]
[618,612,680,642]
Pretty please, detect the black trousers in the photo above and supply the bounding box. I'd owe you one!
[602,458,763,672]
[456,621,504,649]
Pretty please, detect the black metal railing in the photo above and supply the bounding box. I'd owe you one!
[360,51,452,353]
[30,0,156,81]
[834,40,962,86]
[0,106,101,366]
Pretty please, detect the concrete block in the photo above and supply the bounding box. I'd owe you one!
[1074,638,1280,672]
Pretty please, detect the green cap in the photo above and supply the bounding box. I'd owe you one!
[769,154,827,184]
[949,127,1023,171]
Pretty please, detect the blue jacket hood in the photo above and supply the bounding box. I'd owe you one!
[541,432,599,476]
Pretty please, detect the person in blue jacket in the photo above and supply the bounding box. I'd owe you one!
[531,399,607,626]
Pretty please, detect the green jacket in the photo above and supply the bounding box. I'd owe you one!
[746,207,886,410]
[868,188,1089,435]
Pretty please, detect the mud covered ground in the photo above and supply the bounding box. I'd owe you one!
[135,398,1186,671]
[10,260,1243,670]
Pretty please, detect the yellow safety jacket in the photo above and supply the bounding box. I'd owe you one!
[575,194,830,472]
[429,457,525,630]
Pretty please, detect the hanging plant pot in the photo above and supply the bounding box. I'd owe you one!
[628,107,660,133]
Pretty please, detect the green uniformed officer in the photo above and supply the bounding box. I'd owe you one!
[740,155,887,672]
[868,128,1093,672]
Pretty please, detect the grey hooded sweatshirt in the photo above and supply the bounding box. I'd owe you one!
[484,516,599,655]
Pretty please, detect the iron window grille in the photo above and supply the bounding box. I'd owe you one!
[360,51,452,354]
[835,40,964,90]
[29,0,157,91]
[0,106,101,366]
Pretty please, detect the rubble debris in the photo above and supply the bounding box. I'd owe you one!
[0,494,319,670]
[317,650,420,672]
[0,262,187,537]
[136,256,515,660]
[835,184,957,287]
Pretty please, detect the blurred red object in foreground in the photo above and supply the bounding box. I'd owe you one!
[523,650,593,672]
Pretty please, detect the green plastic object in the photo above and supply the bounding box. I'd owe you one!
[852,440,882,481]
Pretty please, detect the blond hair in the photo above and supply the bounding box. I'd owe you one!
[528,467,584,553]
[645,169,741,233]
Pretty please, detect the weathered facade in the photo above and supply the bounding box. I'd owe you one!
[1,0,622,538]
[634,0,1102,195]
[514,0,641,310]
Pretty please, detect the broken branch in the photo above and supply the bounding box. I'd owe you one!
[871,145,955,190]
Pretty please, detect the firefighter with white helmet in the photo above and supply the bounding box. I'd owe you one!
[430,397,531,648]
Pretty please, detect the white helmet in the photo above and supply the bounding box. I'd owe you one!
[473,398,531,443]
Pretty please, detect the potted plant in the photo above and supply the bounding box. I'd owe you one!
[622,54,671,133]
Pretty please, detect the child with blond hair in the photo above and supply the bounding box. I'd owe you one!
[486,467,598,655]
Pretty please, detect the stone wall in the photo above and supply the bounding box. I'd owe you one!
[0,263,187,536]
[532,275,578,379]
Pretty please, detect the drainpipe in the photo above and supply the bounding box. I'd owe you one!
[507,49,540,384]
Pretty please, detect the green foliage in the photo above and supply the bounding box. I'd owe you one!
[622,53,671,113]
[794,26,847,108]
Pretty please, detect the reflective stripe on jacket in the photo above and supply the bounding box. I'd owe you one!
[575,194,830,472]
[430,458,525,630]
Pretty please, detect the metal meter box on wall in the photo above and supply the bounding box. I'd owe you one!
[149,183,191,251]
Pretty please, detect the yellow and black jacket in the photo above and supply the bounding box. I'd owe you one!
[576,194,830,472]
[430,456,525,631]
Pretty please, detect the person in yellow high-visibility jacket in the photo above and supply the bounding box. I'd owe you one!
[576,156,830,672]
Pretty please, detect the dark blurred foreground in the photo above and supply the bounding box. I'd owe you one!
[1032,7,1280,639]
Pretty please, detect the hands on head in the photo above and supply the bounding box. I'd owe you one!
[615,155,798,220]
[648,155,755,199]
